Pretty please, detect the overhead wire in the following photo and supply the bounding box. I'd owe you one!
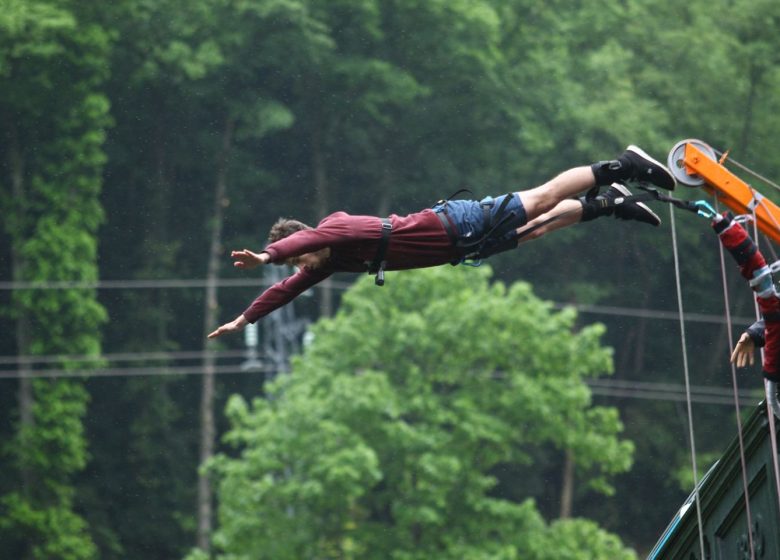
[0,277,353,291]
[719,152,780,195]
[715,197,755,559]
[0,358,763,407]
[669,204,706,559]
[0,275,758,329]
[697,145,780,549]
[0,349,248,366]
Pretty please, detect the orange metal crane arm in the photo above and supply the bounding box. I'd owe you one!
[683,143,780,245]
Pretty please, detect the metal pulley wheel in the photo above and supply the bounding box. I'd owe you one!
[667,139,718,187]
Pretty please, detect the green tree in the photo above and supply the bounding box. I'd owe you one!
[0,1,111,558]
[192,0,326,549]
[206,266,635,559]
[79,1,223,556]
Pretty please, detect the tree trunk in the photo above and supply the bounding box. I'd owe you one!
[311,125,333,316]
[738,64,761,154]
[559,449,574,519]
[197,115,235,552]
[8,126,34,491]
[631,236,649,376]
[375,155,394,217]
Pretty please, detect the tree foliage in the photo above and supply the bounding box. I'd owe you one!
[3,0,780,557]
[208,267,634,559]
[0,1,111,558]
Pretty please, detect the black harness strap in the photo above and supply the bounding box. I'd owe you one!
[478,193,516,242]
[438,188,473,203]
[434,192,519,262]
[436,211,458,245]
[368,218,392,286]
[621,188,701,213]
[457,193,517,251]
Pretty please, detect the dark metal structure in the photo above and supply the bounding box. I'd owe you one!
[648,403,780,559]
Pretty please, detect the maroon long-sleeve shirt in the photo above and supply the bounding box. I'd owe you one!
[243,209,459,322]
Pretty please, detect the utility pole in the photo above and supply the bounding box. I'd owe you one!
[241,322,264,372]
[260,265,310,378]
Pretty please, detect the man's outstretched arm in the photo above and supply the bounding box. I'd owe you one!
[209,261,331,339]
[208,250,269,339]
[208,314,249,339]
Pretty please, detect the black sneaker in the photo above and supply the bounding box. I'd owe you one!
[622,145,676,191]
[602,183,661,226]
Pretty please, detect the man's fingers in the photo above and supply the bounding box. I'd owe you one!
[730,343,756,368]
[208,325,229,339]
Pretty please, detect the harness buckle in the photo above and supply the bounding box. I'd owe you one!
[368,218,392,286]
[375,264,386,286]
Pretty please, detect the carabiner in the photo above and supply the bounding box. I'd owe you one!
[692,200,718,220]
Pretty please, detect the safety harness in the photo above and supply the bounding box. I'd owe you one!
[434,189,521,264]
[370,186,711,284]
[367,218,392,286]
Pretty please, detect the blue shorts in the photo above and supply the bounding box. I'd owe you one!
[433,193,528,245]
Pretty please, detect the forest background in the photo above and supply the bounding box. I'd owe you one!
[3,0,780,558]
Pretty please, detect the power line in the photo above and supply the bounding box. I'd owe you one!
[586,379,759,407]
[0,364,275,380]
[0,277,352,291]
[0,349,247,366]
[553,302,754,326]
[0,275,758,393]
[0,361,762,407]
[0,275,755,326]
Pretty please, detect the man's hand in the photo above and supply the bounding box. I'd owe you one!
[231,249,270,270]
[731,332,756,368]
[208,314,249,339]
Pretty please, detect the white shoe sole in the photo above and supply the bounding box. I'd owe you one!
[626,145,677,190]
[611,183,661,226]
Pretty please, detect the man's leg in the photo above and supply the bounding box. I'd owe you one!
[518,166,595,222]
[515,199,583,244]
[475,146,672,256]
[515,184,661,245]
[518,145,675,223]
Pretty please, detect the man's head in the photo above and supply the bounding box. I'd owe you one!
[267,218,312,243]
[267,218,329,270]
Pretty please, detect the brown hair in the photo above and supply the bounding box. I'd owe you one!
[267,218,312,243]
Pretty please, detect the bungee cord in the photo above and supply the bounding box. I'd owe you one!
[714,197,756,560]
[670,138,780,552]
[668,204,707,560]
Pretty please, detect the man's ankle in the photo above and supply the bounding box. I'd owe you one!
[590,158,631,187]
